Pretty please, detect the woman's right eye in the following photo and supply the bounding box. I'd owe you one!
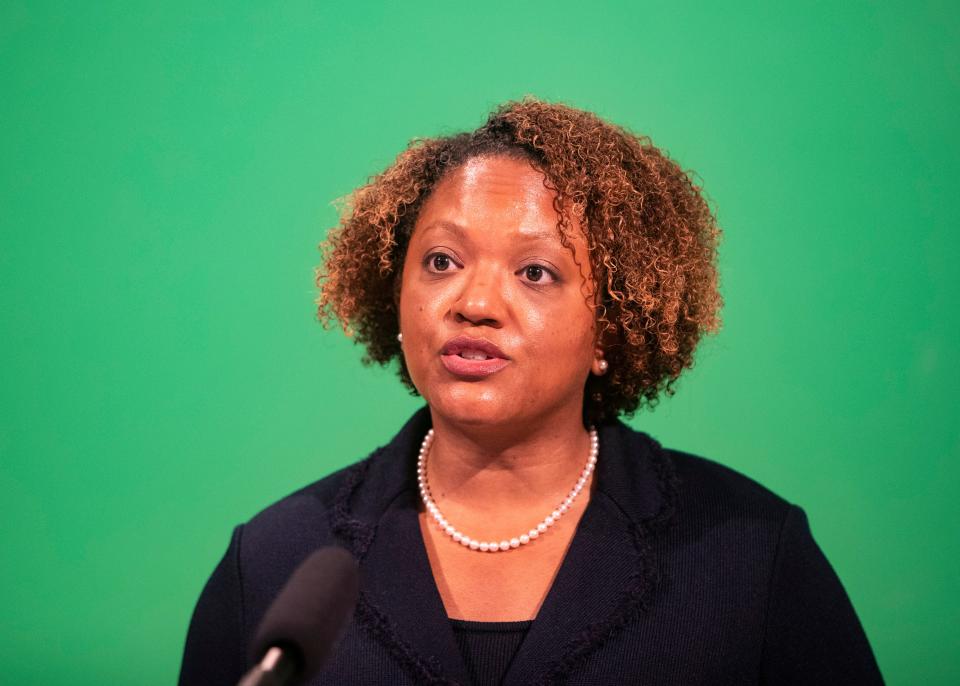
[426,253,456,272]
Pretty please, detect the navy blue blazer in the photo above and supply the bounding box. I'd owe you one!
[179,408,883,685]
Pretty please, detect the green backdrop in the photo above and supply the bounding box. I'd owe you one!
[2,2,957,683]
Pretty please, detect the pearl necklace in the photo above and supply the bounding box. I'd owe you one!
[416,427,599,552]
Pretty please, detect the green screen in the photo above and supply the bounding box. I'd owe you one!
[2,2,957,683]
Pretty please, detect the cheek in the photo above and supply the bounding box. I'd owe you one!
[398,282,446,387]
[398,259,428,329]
[400,282,441,336]
[523,299,596,373]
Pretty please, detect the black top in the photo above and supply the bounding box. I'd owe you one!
[179,407,884,685]
[449,619,533,686]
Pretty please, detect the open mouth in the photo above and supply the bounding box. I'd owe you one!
[456,351,494,360]
[440,353,510,379]
[439,337,510,379]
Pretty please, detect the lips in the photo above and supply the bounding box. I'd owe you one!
[440,335,510,379]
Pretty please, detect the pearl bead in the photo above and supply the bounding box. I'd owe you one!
[520,534,530,544]
[529,529,539,539]
[499,540,510,551]
[479,542,490,552]
[537,523,548,533]
[469,540,480,550]
[510,538,520,548]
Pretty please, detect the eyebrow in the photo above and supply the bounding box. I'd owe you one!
[420,220,561,244]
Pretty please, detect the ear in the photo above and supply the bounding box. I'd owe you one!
[590,318,618,375]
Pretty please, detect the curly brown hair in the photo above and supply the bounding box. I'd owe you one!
[316,97,721,422]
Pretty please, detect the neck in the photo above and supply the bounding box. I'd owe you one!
[424,404,593,513]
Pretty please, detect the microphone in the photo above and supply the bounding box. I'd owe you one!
[237,547,360,686]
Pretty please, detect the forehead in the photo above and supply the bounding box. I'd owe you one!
[413,156,582,247]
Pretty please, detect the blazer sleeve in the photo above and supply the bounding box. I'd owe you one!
[178,525,247,686]
[759,505,884,684]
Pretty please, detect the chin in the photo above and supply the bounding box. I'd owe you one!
[426,386,519,428]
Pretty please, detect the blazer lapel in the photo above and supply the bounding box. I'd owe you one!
[359,490,472,685]
[331,407,472,685]
[503,419,677,686]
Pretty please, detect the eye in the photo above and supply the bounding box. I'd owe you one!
[424,251,459,273]
[519,263,557,284]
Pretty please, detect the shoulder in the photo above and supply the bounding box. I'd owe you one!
[609,420,799,567]
[665,446,792,521]
[237,407,431,563]
[652,442,799,575]
[601,419,793,532]
[239,455,373,551]
[223,454,378,623]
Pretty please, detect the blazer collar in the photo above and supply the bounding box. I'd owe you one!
[330,406,678,686]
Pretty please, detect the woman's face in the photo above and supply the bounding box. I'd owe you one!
[398,155,603,430]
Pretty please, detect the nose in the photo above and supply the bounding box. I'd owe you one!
[453,263,506,328]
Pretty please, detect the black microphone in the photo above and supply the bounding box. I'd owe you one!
[237,547,360,686]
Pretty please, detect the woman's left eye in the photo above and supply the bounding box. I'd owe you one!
[520,264,556,284]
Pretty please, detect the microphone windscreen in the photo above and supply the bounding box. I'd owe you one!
[249,546,360,681]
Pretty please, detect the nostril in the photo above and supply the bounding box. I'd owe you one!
[455,312,498,327]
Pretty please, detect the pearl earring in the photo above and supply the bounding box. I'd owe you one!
[596,358,609,375]
[397,333,403,343]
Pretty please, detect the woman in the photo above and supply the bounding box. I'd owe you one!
[180,99,883,684]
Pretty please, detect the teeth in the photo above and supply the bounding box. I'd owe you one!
[459,351,491,360]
